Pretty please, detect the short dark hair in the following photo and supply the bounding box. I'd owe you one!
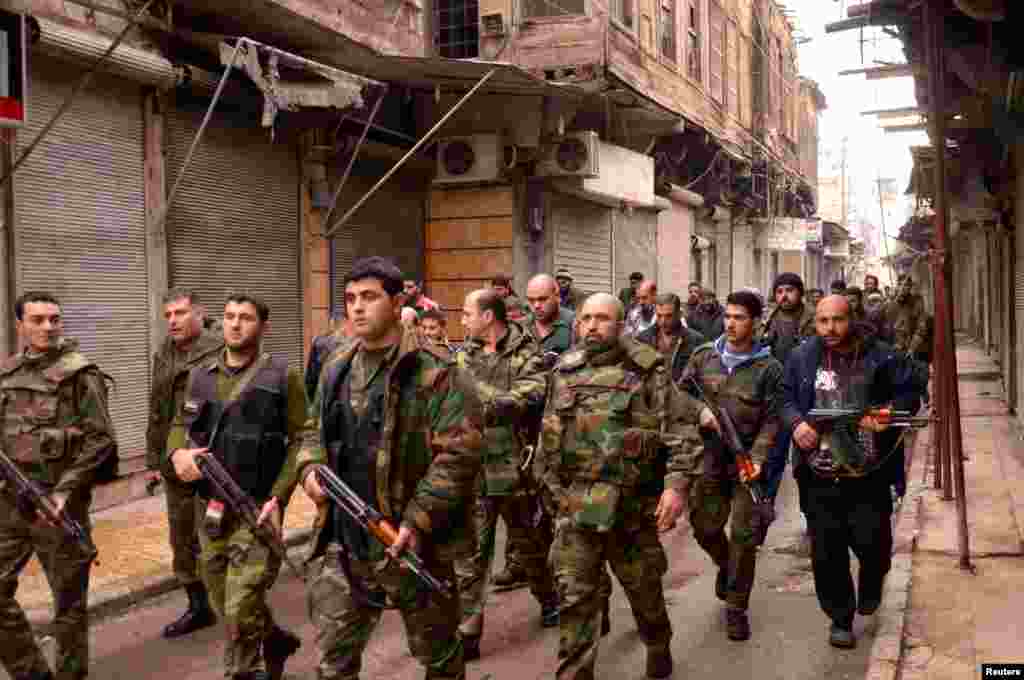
[845,285,863,298]
[864,274,879,286]
[162,287,201,307]
[490,274,512,287]
[808,287,824,296]
[421,308,447,326]
[655,293,681,313]
[475,289,507,324]
[830,280,847,292]
[630,272,644,282]
[225,293,270,322]
[726,290,763,319]
[347,256,404,297]
[688,281,702,289]
[15,291,61,321]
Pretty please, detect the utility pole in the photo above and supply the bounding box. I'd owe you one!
[840,135,849,230]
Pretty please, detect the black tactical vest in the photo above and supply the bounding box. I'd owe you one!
[323,358,388,560]
[184,354,289,501]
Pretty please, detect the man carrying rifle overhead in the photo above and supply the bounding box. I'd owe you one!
[167,293,308,680]
[297,257,484,680]
[681,289,783,643]
[0,291,117,680]
[783,295,924,650]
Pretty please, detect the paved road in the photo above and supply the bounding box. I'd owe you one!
[20,475,875,680]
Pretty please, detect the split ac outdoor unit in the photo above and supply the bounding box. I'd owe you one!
[535,131,600,178]
[434,134,505,185]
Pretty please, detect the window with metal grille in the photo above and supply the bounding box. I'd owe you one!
[434,0,479,59]
[659,0,677,61]
[523,0,585,18]
[612,0,635,30]
[686,0,701,82]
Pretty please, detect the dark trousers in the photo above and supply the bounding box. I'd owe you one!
[804,472,893,629]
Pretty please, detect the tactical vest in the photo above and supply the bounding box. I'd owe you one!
[0,349,108,487]
[323,358,388,560]
[184,354,289,501]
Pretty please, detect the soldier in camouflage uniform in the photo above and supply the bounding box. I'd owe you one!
[167,294,307,680]
[0,291,117,680]
[453,289,557,659]
[297,257,483,680]
[879,276,928,354]
[536,293,702,680]
[681,290,783,641]
[636,293,706,383]
[147,288,222,639]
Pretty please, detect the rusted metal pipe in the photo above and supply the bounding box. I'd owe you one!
[925,0,971,570]
[930,249,946,491]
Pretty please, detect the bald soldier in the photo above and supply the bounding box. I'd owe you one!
[536,293,702,680]
[623,280,657,337]
[782,295,923,649]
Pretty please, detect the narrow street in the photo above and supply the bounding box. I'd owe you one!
[71,474,874,680]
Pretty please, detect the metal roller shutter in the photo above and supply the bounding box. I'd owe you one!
[550,192,612,296]
[165,98,302,367]
[613,209,658,294]
[330,168,425,307]
[14,58,150,473]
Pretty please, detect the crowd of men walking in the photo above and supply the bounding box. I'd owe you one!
[0,258,931,680]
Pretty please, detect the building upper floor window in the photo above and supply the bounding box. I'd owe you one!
[612,0,635,31]
[659,0,677,62]
[434,0,479,59]
[523,0,585,18]
[686,1,701,82]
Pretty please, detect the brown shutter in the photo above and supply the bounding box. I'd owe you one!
[709,1,725,105]
[727,19,740,119]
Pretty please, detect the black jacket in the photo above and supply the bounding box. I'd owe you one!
[636,323,707,383]
[687,305,725,343]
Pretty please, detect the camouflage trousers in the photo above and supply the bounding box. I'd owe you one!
[550,515,671,680]
[163,474,202,586]
[198,511,282,678]
[454,491,556,635]
[688,477,767,610]
[307,542,464,680]
[0,494,93,680]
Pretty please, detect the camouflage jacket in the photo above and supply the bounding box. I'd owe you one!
[760,303,816,366]
[680,338,783,479]
[146,329,223,469]
[636,322,706,383]
[525,306,575,357]
[455,322,546,496]
[298,329,484,561]
[534,336,701,530]
[880,294,927,354]
[0,338,117,504]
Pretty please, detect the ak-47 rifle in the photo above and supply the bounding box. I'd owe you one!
[807,408,932,429]
[684,377,769,504]
[314,465,452,598]
[0,448,98,562]
[194,453,307,582]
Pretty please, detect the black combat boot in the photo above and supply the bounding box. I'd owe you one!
[460,633,481,662]
[829,623,856,649]
[232,672,270,680]
[263,624,302,680]
[16,671,55,680]
[645,645,673,679]
[725,607,751,641]
[163,582,216,639]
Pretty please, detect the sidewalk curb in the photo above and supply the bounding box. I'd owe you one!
[863,431,928,680]
[27,527,313,637]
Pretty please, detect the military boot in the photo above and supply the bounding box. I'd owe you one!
[726,607,751,641]
[16,672,55,680]
[232,672,270,680]
[645,645,673,679]
[163,582,216,638]
[460,632,481,662]
[263,624,301,680]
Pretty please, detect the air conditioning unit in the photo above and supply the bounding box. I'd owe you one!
[535,131,600,178]
[434,134,506,185]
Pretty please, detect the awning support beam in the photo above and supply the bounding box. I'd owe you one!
[321,87,387,230]
[323,68,497,239]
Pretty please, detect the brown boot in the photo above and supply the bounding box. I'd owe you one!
[645,645,673,679]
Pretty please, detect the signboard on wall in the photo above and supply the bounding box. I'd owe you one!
[0,11,27,128]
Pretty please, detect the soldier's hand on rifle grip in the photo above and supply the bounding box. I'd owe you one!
[655,488,685,533]
[793,421,819,450]
[171,447,208,483]
[257,496,283,539]
[302,465,328,505]
[738,462,762,483]
[858,415,889,433]
[698,406,721,435]
[388,524,421,563]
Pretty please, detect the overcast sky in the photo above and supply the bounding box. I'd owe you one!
[786,0,928,238]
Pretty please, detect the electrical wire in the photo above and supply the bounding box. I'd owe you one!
[683,149,724,189]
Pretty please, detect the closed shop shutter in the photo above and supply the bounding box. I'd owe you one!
[165,99,302,367]
[549,191,612,296]
[1015,228,1024,418]
[14,58,149,473]
[614,208,658,294]
[1004,231,1016,412]
[331,166,425,307]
